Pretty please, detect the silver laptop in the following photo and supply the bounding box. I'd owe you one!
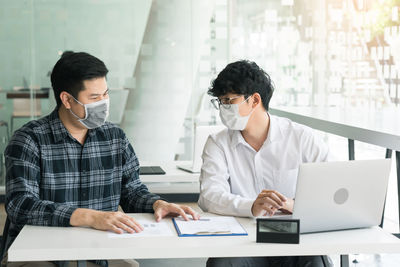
[177,125,225,173]
[283,159,391,233]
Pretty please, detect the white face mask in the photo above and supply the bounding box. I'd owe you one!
[219,96,254,130]
[69,96,110,129]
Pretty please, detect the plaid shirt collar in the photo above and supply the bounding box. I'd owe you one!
[49,108,101,143]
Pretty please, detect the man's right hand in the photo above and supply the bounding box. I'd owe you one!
[70,208,144,234]
[251,190,287,217]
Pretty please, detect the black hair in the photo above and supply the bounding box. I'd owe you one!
[208,60,274,111]
[50,51,109,107]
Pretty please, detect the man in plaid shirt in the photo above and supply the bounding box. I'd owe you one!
[1,52,199,267]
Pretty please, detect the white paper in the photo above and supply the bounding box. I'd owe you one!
[174,216,247,235]
[108,219,174,238]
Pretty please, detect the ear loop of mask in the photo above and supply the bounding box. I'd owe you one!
[68,95,88,120]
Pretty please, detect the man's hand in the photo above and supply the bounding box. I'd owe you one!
[279,198,294,214]
[70,208,144,234]
[251,190,290,217]
[153,200,200,222]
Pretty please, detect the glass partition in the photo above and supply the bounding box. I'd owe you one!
[0,0,221,190]
[229,0,400,108]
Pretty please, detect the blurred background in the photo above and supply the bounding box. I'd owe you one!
[1,0,400,232]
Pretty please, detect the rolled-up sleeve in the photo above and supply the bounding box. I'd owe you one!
[5,131,77,227]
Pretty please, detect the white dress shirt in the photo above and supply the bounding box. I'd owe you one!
[198,113,329,217]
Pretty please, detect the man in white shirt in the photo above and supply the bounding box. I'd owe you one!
[198,60,330,267]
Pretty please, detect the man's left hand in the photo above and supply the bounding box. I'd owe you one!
[153,200,200,222]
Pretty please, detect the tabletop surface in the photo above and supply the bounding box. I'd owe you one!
[139,161,199,183]
[8,213,400,262]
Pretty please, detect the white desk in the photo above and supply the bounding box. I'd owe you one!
[140,161,200,201]
[8,213,400,266]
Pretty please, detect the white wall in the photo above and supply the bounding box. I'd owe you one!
[0,0,216,162]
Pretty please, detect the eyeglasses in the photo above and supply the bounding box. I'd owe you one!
[211,95,248,110]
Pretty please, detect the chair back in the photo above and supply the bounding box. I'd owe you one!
[0,217,10,261]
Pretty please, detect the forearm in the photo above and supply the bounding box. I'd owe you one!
[198,189,254,217]
[6,195,77,227]
[121,183,161,213]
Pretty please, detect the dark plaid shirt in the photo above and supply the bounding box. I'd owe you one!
[4,108,160,266]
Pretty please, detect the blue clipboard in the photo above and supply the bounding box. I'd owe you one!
[172,217,248,237]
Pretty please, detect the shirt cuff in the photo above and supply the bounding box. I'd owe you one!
[52,205,78,226]
[146,194,162,212]
[235,198,254,217]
